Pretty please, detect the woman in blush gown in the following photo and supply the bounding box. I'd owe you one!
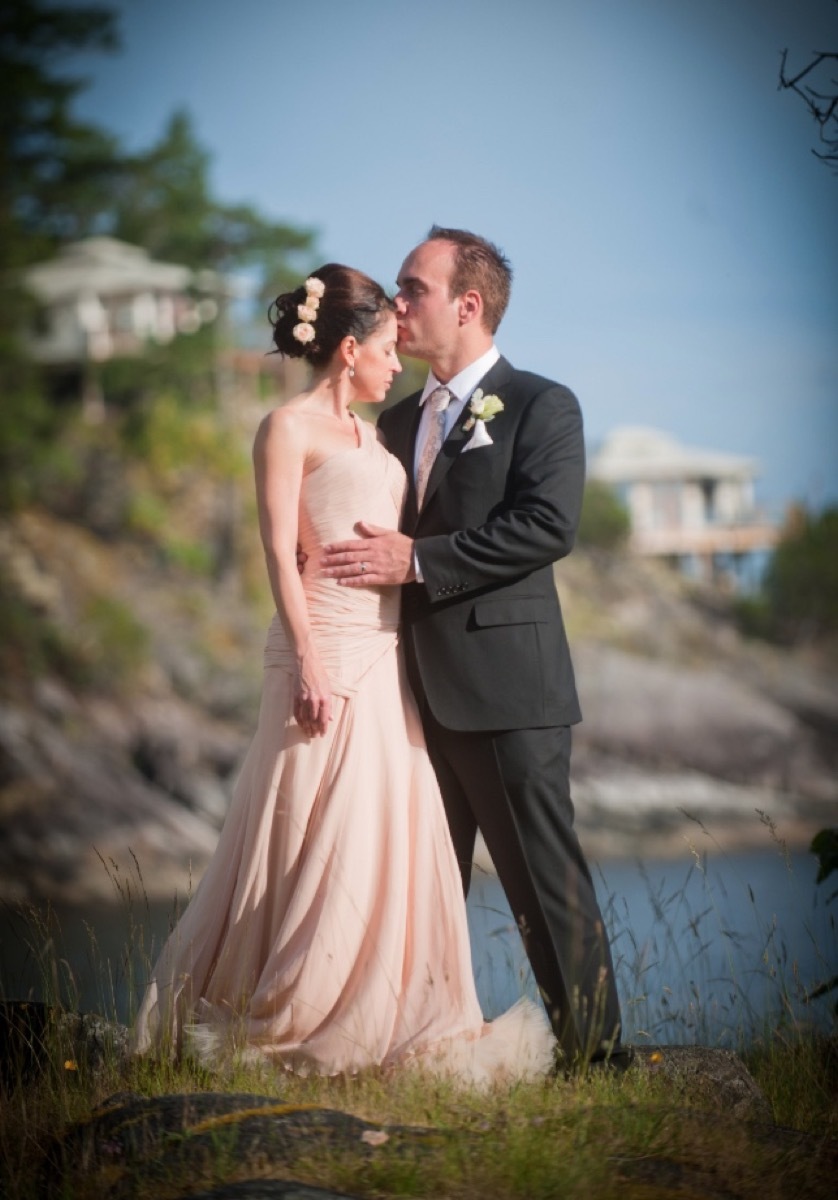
[132,264,554,1084]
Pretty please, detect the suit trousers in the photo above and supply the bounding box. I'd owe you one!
[404,638,624,1063]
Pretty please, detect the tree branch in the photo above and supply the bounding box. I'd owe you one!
[779,49,838,168]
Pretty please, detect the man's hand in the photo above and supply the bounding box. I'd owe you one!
[321,522,416,587]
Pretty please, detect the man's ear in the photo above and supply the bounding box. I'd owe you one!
[458,289,483,326]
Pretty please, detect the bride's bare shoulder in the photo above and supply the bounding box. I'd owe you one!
[260,393,320,430]
[253,400,310,455]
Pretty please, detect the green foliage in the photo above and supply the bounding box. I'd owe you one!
[1,2,315,522]
[577,479,631,549]
[99,327,219,411]
[746,1033,838,1136]
[41,106,315,310]
[125,491,216,575]
[0,1,121,510]
[160,538,215,576]
[0,568,149,692]
[107,109,216,266]
[761,505,838,640]
[0,361,62,511]
[0,0,120,257]
[125,490,167,538]
[103,110,316,302]
[120,392,246,480]
[732,592,775,640]
[0,569,80,682]
[76,593,149,686]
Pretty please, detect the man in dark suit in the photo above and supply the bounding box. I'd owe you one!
[321,227,628,1070]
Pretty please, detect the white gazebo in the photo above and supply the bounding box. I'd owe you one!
[21,237,226,419]
[23,237,222,367]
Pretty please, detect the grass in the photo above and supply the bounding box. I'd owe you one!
[1,835,836,1199]
[596,813,838,1054]
[2,1029,835,1200]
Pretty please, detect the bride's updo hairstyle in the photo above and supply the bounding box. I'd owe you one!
[269,264,395,368]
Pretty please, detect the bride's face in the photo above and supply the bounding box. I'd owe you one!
[352,312,402,403]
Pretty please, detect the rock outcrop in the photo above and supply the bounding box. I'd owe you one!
[1,509,836,905]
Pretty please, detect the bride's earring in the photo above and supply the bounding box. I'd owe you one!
[349,366,355,378]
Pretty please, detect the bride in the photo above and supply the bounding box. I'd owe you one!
[132,264,554,1083]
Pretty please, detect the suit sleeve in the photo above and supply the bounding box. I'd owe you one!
[415,385,585,600]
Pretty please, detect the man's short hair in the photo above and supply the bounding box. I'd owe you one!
[427,226,512,334]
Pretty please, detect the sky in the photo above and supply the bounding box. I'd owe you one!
[62,0,838,516]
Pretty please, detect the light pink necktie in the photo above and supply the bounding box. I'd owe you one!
[415,386,451,507]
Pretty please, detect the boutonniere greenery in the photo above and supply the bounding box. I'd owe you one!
[462,389,504,431]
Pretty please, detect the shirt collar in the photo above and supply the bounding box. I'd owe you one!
[419,344,501,406]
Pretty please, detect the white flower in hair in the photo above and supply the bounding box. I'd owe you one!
[292,322,316,344]
[290,275,325,344]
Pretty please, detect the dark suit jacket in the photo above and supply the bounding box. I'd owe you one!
[378,355,584,732]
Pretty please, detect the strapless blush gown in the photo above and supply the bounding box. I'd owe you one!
[132,417,554,1084]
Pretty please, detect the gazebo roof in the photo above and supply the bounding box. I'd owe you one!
[24,237,198,303]
[590,426,758,483]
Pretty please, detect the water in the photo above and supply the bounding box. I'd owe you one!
[2,850,835,1047]
[468,850,837,1045]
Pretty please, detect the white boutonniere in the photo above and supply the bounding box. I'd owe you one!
[462,389,504,452]
[463,389,504,431]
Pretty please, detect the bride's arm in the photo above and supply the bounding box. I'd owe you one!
[253,409,332,737]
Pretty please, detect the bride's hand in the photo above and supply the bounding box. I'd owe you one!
[293,648,332,737]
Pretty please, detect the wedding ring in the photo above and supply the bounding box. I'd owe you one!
[360,561,367,573]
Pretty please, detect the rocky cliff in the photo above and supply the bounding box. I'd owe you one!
[1,495,835,906]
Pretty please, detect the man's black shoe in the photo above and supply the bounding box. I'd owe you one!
[555,1045,636,1079]
[587,1045,636,1075]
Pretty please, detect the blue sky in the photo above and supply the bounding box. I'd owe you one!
[64,0,838,515]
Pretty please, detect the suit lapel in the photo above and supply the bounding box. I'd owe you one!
[408,399,426,527]
[387,394,423,530]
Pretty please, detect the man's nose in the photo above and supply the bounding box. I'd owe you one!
[394,294,407,314]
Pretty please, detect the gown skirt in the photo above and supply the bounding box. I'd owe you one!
[132,418,554,1084]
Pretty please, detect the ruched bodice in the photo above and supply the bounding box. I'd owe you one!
[264,417,407,687]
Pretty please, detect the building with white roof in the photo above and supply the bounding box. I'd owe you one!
[589,426,777,585]
[22,237,221,367]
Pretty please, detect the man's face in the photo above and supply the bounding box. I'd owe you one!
[394,239,461,365]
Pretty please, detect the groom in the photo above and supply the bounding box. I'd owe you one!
[322,226,628,1070]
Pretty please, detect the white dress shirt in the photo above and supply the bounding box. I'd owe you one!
[412,344,500,582]
[412,344,501,481]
